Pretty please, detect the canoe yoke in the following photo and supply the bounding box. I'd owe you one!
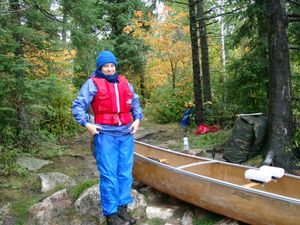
[148,157,169,164]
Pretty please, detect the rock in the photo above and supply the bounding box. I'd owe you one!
[138,186,152,195]
[182,150,197,156]
[27,189,71,225]
[194,208,208,219]
[51,216,100,225]
[146,206,175,220]
[214,153,225,161]
[0,203,11,218]
[17,157,52,171]
[195,150,214,158]
[129,189,147,210]
[146,188,170,204]
[159,140,178,148]
[128,189,147,219]
[181,210,194,225]
[132,179,147,190]
[39,172,76,193]
[0,203,16,225]
[74,184,103,219]
[213,218,240,225]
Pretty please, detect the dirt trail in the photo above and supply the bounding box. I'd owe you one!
[1,122,235,225]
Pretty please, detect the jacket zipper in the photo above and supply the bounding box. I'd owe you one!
[114,83,121,125]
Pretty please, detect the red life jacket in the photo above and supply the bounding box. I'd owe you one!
[91,75,133,125]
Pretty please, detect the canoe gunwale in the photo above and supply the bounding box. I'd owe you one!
[134,140,300,179]
[134,140,254,169]
[134,141,300,206]
[177,160,217,169]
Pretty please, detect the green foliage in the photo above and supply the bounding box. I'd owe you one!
[0,75,79,144]
[101,0,152,84]
[292,71,300,160]
[12,196,41,225]
[26,77,79,136]
[292,126,300,159]
[223,0,268,114]
[202,100,236,128]
[190,129,231,150]
[193,212,222,225]
[0,146,28,176]
[70,179,99,202]
[144,84,193,124]
[148,218,164,225]
[288,1,300,63]
[226,46,268,114]
[0,75,80,174]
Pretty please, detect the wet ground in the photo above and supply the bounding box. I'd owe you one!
[0,121,239,225]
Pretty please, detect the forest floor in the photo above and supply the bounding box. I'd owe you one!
[0,120,240,225]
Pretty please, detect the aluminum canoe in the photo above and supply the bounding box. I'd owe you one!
[133,141,300,225]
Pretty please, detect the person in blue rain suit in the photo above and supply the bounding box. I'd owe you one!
[72,50,143,225]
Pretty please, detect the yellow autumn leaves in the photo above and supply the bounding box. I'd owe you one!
[124,7,192,92]
[24,46,76,79]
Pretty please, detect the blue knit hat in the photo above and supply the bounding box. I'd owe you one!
[96,51,117,69]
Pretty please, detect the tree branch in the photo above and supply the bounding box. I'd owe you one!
[289,18,300,22]
[195,20,219,31]
[195,7,244,23]
[287,0,300,7]
[23,0,63,23]
[167,0,189,6]
[288,13,300,18]
[290,46,300,51]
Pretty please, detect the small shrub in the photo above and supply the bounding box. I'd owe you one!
[12,196,41,225]
[0,146,28,176]
[193,212,223,225]
[148,218,164,225]
[190,130,231,150]
[70,179,99,202]
[145,85,193,124]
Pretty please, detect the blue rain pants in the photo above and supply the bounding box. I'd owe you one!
[93,133,134,216]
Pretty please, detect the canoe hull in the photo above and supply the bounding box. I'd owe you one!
[133,142,300,225]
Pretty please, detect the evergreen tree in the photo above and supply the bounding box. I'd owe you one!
[197,0,212,103]
[101,0,151,97]
[264,0,293,172]
[188,0,204,125]
[225,0,269,113]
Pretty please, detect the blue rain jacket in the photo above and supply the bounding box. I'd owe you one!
[72,73,143,216]
[72,74,143,136]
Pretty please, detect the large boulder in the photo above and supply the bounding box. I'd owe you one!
[27,189,71,225]
[129,189,147,219]
[39,172,76,193]
[181,210,194,225]
[146,206,175,220]
[17,157,52,171]
[74,184,102,218]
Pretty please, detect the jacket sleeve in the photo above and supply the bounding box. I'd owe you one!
[72,79,98,127]
[128,82,143,121]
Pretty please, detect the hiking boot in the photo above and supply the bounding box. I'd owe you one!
[117,205,136,224]
[106,213,129,225]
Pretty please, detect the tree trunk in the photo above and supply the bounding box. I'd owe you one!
[188,0,203,125]
[197,0,212,102]
[220,0,226,73]
[256,0,269,90]
[264,0,293,172]
[170,60,177,89]
[139,67,147,106]
[10,0,25,139]
[62,6,68,45]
